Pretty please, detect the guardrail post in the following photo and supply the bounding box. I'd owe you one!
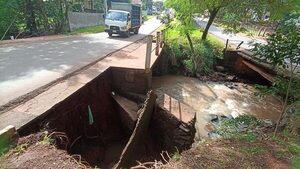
[145,35,153,73]
[160,30,164,48]
[155,31,160,55]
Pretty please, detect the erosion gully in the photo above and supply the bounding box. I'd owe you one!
[15,50,281,168]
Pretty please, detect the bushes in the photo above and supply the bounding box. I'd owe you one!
[165,25,223,76]
[216,115,262,141]
[255,77,300,102]
[183,42,215,76]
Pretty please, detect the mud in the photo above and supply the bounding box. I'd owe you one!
[152,75,282,140]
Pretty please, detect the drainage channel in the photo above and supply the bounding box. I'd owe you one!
[16,68,196,168]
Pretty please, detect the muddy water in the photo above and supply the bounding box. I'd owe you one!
[152,75,282,139]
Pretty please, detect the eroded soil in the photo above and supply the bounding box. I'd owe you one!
[0,133,88,169]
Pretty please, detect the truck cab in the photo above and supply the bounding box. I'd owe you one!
[104,2,141,38]
[105,10,132,37]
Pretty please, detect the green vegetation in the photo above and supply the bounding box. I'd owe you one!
[144,15,155,21]
[272,132,300,169]
[69,25,105,35]
[171,148,181,162]
[240,146,265,155]
[253,16,300,135]
[161,113,300,168]
[8,143,28,155]
[0,0,106,40]
[166,0,299,40]
[216,115,262,141]
[164,19,224,76]
[38,132,54,146]
[165,23,224,50]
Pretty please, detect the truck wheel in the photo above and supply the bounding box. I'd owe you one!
[124,30,130,38]
[134,28,139,34]
[108,32,112,37]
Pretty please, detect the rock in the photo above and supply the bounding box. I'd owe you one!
[237,123,248,132]
[208,132,220,139]
[263,119,273,127]
[220,115,229,120]
[226,75,235,81]
[226,114,234,119]
[205,123,216,133]
[216,66,225,72]
[209,114,219,123]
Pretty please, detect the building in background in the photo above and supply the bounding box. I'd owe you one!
[68,0,105,31]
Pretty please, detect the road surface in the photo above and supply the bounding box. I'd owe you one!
[195,17,266,49]
[0,18,161,107]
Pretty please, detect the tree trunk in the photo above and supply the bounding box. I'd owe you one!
[201,7,220,41]
[25,0,38,35]
[185,32,194,53]
[274,63,296,136]
[65,0,70,32]
[37,0,50,33]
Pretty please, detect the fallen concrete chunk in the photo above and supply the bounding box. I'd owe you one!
[114,91,157,169]
[0,125,19,154]
[112,93,139,131]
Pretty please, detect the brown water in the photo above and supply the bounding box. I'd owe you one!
[152,75,282,139]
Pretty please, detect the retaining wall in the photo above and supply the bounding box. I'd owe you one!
[68,12,104,31]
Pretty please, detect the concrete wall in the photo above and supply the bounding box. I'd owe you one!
[111,68,152,95]
[68,12,104,31]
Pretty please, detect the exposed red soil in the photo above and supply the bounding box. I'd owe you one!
[1,144,88,169]
[0,132,90,169]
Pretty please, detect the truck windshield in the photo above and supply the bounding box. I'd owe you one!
[106,12,127,21]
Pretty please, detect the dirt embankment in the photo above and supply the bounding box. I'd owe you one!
[0,132,88,169]
[163,139,290,169]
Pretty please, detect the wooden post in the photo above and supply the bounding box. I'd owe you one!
[145,35,153,73]
[223,39,229,56]
[155,31,160,55]
[178,101,182,122]
[236,41,244,50]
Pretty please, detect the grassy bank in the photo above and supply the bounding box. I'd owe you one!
[162,115,300,169]
[144,15,155,21]
[165,26,224,51]
[69,25,105,35]
[163,22,225,76]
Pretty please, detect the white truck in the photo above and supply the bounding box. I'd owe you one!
[104,2,142,37]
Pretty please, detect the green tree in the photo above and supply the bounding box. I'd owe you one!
[165,0,195,52]
[0,0,24,40]
[253,17,300,136]
[195,0,300,40]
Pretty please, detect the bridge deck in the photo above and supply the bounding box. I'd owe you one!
[0,36,162,130]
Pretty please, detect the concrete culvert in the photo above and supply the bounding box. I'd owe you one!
[15,70,196,168]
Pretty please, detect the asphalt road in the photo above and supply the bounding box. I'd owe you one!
[195,17,266,49]
[0,18,161,107]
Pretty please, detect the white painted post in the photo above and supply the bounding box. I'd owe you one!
[155,32,160,55]
[160,30,164,48]
[145,35,153,73]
